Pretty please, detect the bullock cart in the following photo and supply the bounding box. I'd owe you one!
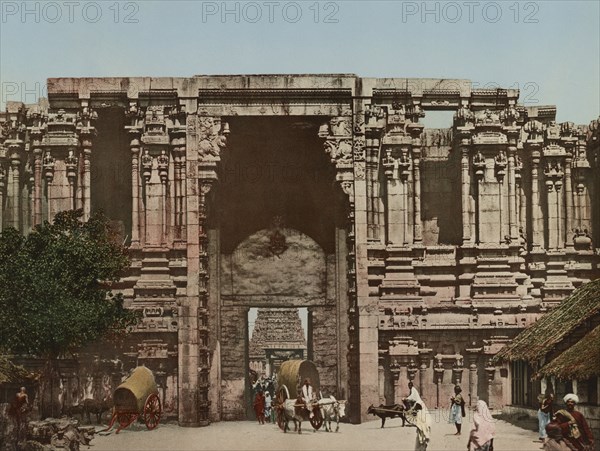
[104,366,162,434]
[275,359,323,431]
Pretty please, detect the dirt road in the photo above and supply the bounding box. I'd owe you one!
[91,410,542,451]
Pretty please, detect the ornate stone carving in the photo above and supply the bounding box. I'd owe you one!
[43,152,55,182]
[141,149,153,183]
[324,139,353,164]
[157,150,169,184]
[495,150,507,181]
[65,150,78,182]
[454,104,474,127]
[473,150,486,180]
[353,136,366,161]
[197,116,229,161]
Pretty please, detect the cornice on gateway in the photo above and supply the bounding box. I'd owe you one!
[197,88,352,103]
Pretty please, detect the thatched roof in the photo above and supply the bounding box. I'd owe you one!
[494,279,600,363]
[534,324,600,380]
[0,355,37,385]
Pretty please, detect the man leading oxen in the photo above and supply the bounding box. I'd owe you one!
[318,396,347,432]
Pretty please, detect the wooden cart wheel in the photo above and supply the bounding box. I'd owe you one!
[116,413,137,433]
[309,408,323,430]
[143,393,162,430]
[276,405,286,430]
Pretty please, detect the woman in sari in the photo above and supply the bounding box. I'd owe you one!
[405,386,431,451]
[467,400,495,451]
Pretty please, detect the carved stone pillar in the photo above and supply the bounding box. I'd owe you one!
[27,107,47,227]
[179,112,229,426]
[378,354,386,404]
[412,138,423,243]
[65,150,78,210]
[508,144,518,240]
[383,149,401,244]
[531,149,543,249]
[76,102,97,221]
[564,152,574,248]
[129,128,142,247]
[469,355,478,407]
[42,109,79,221]
[391,362,403,405]
[418,361,427,399]
[485,359,496,409]
[461,144,471,244]
[434,358,444,409]
[8,148,21,229]
[516,154,526,238]
[524,120,545,249]
[173,142,186,244]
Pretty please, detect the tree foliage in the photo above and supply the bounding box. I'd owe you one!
[0,209,138,359]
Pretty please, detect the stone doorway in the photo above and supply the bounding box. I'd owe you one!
[246,307,308,419]
[211,117,350,421]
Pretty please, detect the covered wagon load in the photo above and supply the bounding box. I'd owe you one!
[277,359,320,400]
[104,366,162,433]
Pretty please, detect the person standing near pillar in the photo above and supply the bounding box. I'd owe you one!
[538,393,554,443]
[450,385,466,435]
[253,389,265,425]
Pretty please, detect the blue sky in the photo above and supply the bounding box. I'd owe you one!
[1,0,599,126]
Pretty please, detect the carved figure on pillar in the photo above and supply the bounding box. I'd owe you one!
[198,116,229,161]
[43,152,55,183]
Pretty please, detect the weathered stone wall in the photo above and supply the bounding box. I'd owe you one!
[380,330,514,410]
[220,228,326,298]
[219,306,247,420]
[421,129,462,246]
[311,305,338,397]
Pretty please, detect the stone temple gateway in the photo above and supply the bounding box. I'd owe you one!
[0,75,598,425]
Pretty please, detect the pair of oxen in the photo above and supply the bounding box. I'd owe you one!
[276,396,347,434]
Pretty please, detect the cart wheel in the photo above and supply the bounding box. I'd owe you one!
[309,409,323,430]
[276,405,286,431]
[116,413,137,433]
[143,393,162,430]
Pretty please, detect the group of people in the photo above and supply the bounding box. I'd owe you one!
[402,382,494,451]
[537,393,595,451]
[252,388,273,424]
[251,375,276,424]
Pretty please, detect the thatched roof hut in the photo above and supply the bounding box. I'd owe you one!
[494,279,600,380]
[534,324,600,380]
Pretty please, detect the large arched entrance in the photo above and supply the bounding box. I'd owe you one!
[206,117,350,420]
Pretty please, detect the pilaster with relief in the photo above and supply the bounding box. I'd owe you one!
[373,101,425,305]
[1,103,27,231]
[41,108,80,221]
[26,103,48,228]
[452,101,528,307]
[196,111,230,425]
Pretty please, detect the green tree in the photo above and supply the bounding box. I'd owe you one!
[0,210,138,415]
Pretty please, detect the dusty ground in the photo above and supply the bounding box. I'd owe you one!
[90,410,543,451]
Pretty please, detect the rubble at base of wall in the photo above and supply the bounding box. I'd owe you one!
[6,418,96,451]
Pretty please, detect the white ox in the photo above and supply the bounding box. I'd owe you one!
[281,398,317,434]
[318,396,347,432]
